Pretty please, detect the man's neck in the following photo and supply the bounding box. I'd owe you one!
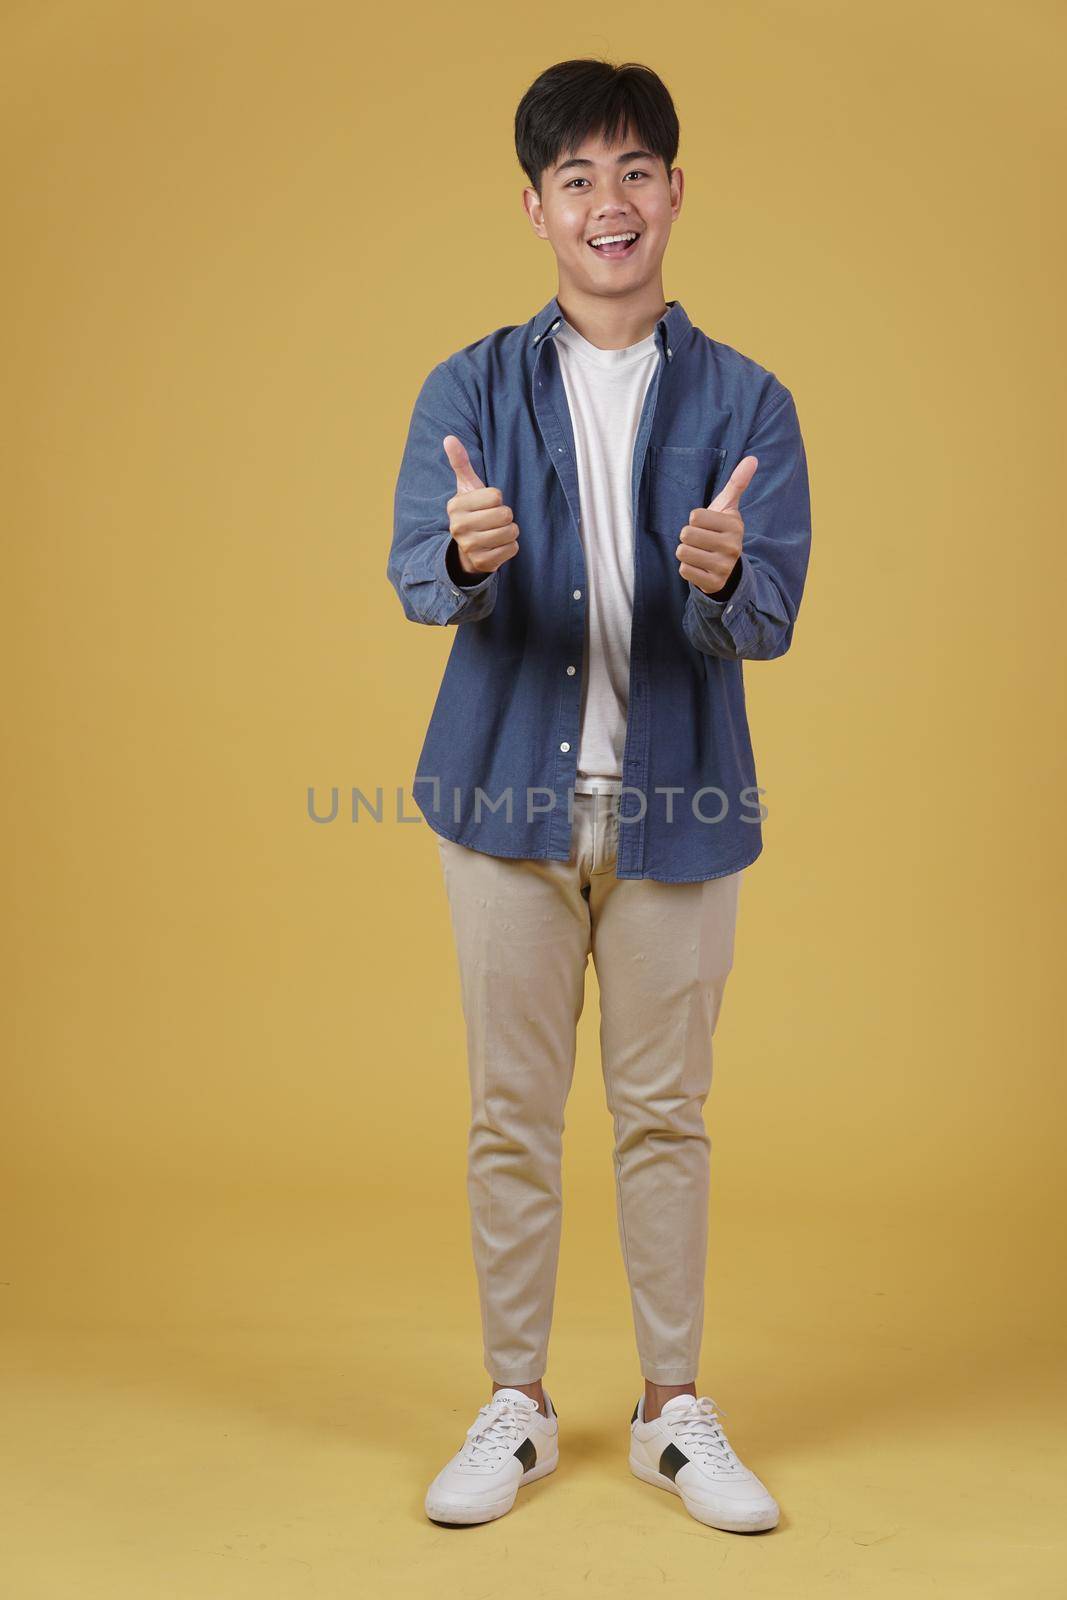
[552,283,670,352]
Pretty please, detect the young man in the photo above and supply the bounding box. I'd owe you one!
[387,59,812,1532]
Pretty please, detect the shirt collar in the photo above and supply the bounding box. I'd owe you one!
[530,293,691,363]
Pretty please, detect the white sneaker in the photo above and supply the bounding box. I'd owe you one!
[629,1392,780,1532]
[425,1387,560,1525]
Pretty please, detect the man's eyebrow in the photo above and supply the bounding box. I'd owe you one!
[552,149,656,175]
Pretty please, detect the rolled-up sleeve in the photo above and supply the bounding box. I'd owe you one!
[387,360,499,626]
[683,383,812,662]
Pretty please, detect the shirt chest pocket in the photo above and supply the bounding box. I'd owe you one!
[647,444,727,540]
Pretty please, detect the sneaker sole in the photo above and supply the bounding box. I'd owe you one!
[425,1450,559,1525]
[628,1451,779,1533]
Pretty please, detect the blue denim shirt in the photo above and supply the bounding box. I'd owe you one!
[387,292,812,881]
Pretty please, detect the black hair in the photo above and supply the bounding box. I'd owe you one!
[514,58,679,194]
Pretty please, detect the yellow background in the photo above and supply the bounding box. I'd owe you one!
[4,1,1064,1594]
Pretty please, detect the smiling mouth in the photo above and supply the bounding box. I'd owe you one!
[587,232,641,258]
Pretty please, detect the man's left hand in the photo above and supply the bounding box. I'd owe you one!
[676,454,759,597]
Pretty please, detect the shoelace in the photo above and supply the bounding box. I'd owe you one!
[664,1396,743,1470]
[460,1397,535,1467]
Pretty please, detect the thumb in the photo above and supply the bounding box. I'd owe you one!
[443,434,486,494]
[708,454,758,513]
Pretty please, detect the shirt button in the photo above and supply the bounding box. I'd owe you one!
[566,665,576,675]
[725,604,733,615]
[560,741,570,752]
[573,589,582,600]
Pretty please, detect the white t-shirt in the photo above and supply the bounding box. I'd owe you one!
[553,316,660,794]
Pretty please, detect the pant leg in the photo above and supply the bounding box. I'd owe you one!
[435,801,596,1385]
[588,813,743,1384]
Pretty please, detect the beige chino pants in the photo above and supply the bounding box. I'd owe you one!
[436,788,743,1386]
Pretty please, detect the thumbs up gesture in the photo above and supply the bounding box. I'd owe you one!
[443,435,521,579]
[676,454,758,597]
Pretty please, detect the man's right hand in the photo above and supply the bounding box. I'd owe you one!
[443,435,520,579]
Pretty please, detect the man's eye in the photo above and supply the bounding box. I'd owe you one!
[566,170,648,189]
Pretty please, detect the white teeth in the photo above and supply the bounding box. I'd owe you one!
[589,232,638,247]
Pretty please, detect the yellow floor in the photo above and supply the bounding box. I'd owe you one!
[3,1182,1063,1599]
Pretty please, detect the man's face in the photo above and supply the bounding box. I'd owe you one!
[525,124,682,297]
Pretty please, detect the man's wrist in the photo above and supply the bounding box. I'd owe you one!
[445,538,486,588]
